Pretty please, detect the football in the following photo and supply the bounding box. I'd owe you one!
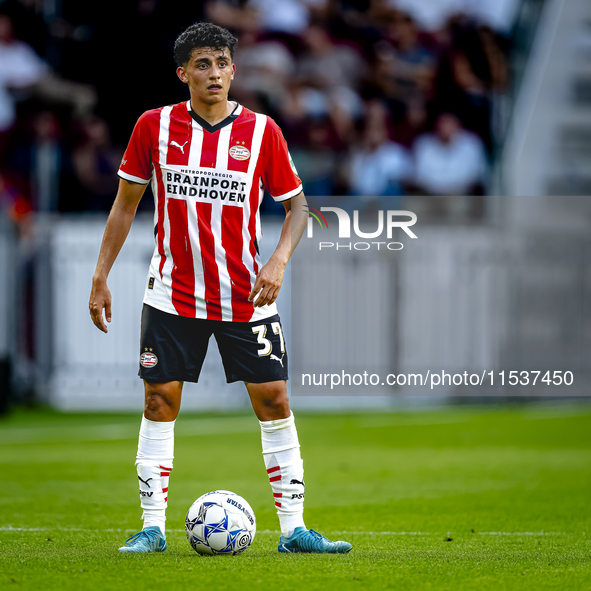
[185,490,256,555]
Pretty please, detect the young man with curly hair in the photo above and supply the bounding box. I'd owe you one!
[89,22,352,555]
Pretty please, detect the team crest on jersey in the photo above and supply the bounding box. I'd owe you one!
[140,352,158,368]
[229,144,251,161]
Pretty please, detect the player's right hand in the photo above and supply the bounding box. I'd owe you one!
[89,275,112,333]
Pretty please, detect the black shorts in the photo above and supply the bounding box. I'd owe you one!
[138,304,288,384]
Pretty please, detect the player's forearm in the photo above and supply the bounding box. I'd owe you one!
[269,192,308,268]
[93,179,146,281]
[93,201,137,281]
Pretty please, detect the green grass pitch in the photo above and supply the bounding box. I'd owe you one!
[1,404,590,590]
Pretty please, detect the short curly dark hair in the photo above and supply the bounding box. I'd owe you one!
[174,22,237,67]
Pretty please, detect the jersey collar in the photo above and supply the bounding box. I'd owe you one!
[186,100,242,133]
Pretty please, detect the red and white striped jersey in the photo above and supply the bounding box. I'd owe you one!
[118,101,302,322]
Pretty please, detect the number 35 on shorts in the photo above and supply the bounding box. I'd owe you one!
[252,322,285,357]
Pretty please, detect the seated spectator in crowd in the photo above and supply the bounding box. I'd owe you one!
[231,31,295,115]
[206,0,330,49]
[391,97,428,147]
[348,102,412,199]
[412,112,488,195]
[290,118,341,198]
[396,0,520,36]
[296,25,365,138]
[394,0,464,34]
[11,111,66,212]
[248,0,328,37]
[281,26,364,144]
[0,13,95,160]
[70,116,122,212]
[204,1,259,33]
[298,25,365,93]
[0,14,48,152]
[451,22,508,151]
[372,11,438,121]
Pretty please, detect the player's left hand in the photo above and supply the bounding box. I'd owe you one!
[248,259,286,308]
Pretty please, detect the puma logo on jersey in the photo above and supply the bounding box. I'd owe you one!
[270,353,285,367]
[290,478,305,487]
[170,140,189,154]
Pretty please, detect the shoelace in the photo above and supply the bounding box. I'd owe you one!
[125,529,159,545]
[307,529,327,541]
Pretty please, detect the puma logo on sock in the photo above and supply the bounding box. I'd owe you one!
[138,476,154,488]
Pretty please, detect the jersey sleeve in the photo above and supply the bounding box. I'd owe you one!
[118,110,156,185]
[261,117,303,202]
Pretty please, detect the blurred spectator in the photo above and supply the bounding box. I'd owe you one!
[394,0,520,36]
[205,1,262,34]
[70,116,122,212]
[412,112,487,195]
[231,31,295,115]
[348,100,412,198]
[11,111,65,212]
[0,12,96,158]
[372,12,438,122]
[450,22,508,150]
[467,0,521,36]
[394,0,465,33]
[292,25,365,138]
[298,25,365,91]
[0,0,49,56]
[248,0,329,36]
[0,13,48,147]
[291,118,340,197]
[391,98,428,147]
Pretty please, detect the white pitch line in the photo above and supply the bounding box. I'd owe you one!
[0,526,576,536]
[0,417,258,445]
[323,531,569,536]
[476,531,568,536]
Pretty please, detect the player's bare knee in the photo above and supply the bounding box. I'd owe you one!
[144,391,177,421]
[260,392,290,418]
[144,396,165,421]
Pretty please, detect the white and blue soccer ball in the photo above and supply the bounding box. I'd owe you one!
[185,490,256,555]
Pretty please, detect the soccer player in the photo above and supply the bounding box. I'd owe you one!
[88,22,352,555]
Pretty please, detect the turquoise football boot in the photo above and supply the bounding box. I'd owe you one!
[278,527,352,554]
[118,526,167,553]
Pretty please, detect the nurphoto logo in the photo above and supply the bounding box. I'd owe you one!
[304,206,418,251]
[303,205,329,229]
